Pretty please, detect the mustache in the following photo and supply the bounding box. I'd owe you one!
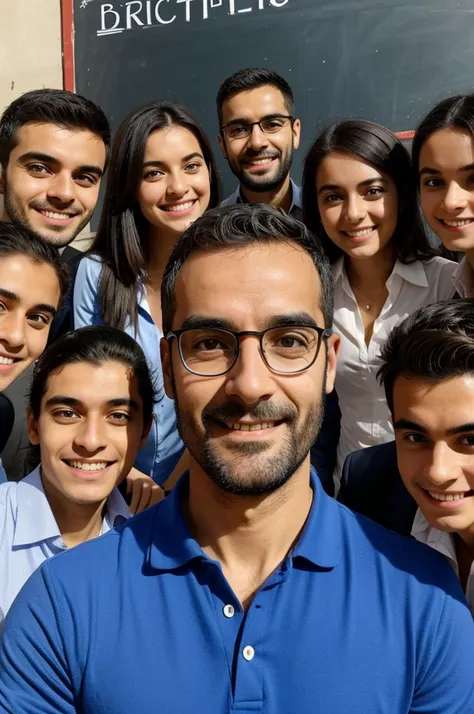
[29,200,82,216]
[202,402,297,424]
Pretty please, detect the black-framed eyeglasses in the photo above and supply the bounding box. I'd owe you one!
[165,325,331,377]
[220,115,294,141]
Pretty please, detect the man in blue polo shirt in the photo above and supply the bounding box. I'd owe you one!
[0,204,473,713]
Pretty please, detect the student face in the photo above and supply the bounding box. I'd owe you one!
[1,122,106,247]
[394,374,474,539]
[161,242,339,495]
[27,361,149,507]
[0,254,60,391]
[137,126,211,239]
[218,86,301,193]
[418,127,474,253]
[316,152,399,261]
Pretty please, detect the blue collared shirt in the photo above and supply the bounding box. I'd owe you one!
[1,469,473,713]
[0,465,130,627]
[73,255,184,483]
[221,178,302,217]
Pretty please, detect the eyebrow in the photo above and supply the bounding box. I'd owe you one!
[419,163,474,176]
[18,151,103,177]
[45,396,140,410]
[0,289,56,315]
[143,152,204,169]
[177,312,320,332]
[394,418,474,436]
[317,177,387,195]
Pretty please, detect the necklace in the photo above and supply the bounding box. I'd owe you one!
[353,285,387,312]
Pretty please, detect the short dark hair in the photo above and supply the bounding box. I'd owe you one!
[302,119,436,264]
[0,220,69,300]
[378,299,474,414]
[0,88,111,169]
[29,325,155,425]
[412,94,474,173]
[216,68,295,125]
[161,203,334,334]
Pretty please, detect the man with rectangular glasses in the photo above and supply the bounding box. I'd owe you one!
[1,204,473,713]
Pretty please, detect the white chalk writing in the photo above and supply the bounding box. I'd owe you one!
[94,0,288,36]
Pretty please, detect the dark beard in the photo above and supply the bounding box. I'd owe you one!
[234,149,294,194]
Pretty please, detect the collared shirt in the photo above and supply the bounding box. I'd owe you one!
[412,508,474,617]
[452,256,474,298]
[1,469,473,714]
[73,256,184,484]
[333,256,457,492]
[0,465,130,626]
[221,178,302,220]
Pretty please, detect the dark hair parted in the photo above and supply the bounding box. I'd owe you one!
[0,221,68,300]
[302,120,436,264]
[412,94,474,173]
[0,88,111,169]
[90,101,220,330]
[161,203,334,334]
[216,68,295,125]
[29,325,155,425]
[378,299,474,414]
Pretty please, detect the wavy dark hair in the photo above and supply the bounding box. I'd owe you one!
[90,101,221,330]
[302,119,436,264]
[378,299,474,414]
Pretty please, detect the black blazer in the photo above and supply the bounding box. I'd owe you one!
[338,441,418,537]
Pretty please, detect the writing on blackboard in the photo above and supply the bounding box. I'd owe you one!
[96,0,288,36]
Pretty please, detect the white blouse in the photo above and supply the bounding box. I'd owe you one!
[333,256,457,492]
[453,257,474,298]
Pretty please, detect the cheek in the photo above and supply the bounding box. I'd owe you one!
[319,205,342,239]
[193,173,211,201]
[79,185,101,212]
[27,329,49,360]
[137,183,163,212]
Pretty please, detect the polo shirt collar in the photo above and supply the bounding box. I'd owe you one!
[148,468,341,572]
[332,257,428,289]
[12,465,131,547]
[231,178,302,213]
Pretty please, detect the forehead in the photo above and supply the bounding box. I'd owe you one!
[43,361,141,406]
[144,126,202,161]
[316,152,387,189]
[9,122,106,170]
[419,127,474,171]
[221,86,288,123]
[173,242,323,329]
[0,255,60,307]
[393,374,474,427]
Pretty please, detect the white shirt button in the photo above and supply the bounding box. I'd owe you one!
[243,645,255,661]
[223,604,235,618]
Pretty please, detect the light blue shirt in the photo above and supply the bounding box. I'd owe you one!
[73,255,184,484]
[0,459,6,484]
[0,465,130,626]
[221,178,302,216]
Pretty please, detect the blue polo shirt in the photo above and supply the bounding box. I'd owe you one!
[1,470,473,714]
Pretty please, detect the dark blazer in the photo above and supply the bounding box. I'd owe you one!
[338,441,417,537]
[310,389,341,497]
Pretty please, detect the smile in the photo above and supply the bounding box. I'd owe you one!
[439,218,474,227]
[225,421,278,431]
[38,210,76,221]
[0,356,16,365]
[64,460,111,471]
[427,490,472,502]
[161,200,197,213]
[342,227,376,238]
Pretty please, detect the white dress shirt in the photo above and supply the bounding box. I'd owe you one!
[452,256,474,298]
[0,466,131,626]
[412,509,474,617]
[333,256,457,491]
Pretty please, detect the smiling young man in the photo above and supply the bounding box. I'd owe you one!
[0,325,153,626]
[1,206,474,713]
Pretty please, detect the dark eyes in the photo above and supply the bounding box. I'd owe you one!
[323,186,385,203]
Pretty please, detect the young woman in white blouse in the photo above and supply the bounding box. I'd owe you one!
[412,94,474,298]
[302,119,457,491]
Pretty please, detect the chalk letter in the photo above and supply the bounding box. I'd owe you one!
[101,3,121,31]
[126,1,144,27]
[155,0,176,23]
[270,0,288,5]
[177,0,194,22]
[228,0,235,14]
[257,0,264,7]
[146,0,152,23]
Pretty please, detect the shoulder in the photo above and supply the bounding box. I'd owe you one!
[75,253,104,281]
[422,255,457,278]
[0,479,19,507]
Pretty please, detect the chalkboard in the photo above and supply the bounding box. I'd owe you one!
[71,0,474,198]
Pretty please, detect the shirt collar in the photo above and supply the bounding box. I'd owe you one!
[230,178,302,214]
[148,468,341,572]
[453,257,474,298]
[411,507,457,568]
[332,257,429,289]
[12,466,131,547]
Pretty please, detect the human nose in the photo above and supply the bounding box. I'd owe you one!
[247,123,269,151]
[441,181,469,212]
[344,193,367,223]
[225,336,276,406]
[166,171,188,198]
[424,442,460,486]
[47,172,75,204]
[0,311,26,349]
[73,415,107,453]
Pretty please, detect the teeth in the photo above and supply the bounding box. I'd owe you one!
[162,201,195,212]
[345,227,374,237]
[229,422,275,431]
[248,158,274,165]
[428,491,467,502]
[0,356,14,365]
[66,460,109,471]
[40,210,73,221]
[442,219,473,227]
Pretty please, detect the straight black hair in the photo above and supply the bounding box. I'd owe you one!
[216,68,295,125]
[0,221,68,300]
[378,299,474,414]
[0,88,111,169]
[29,325,155,424]
[90,101,220,330]
[161,203,334,333]
[302,119,436,264]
